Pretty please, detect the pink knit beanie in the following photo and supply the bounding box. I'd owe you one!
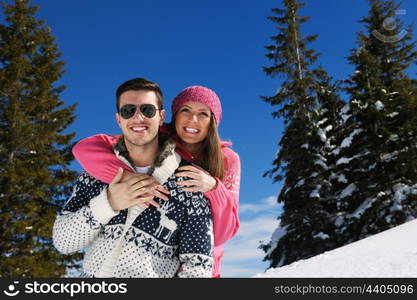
[171,86,222,124]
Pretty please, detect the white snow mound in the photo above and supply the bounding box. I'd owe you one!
[254,219,417,277]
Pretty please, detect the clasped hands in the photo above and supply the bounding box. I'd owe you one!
[107,168,169,210]
[107,164,217,211]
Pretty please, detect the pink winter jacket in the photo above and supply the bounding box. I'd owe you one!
[72,133,241,277]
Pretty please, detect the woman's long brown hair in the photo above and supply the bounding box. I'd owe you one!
[170,115,225,181]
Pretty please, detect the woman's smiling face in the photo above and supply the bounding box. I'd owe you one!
[175,101,212,150]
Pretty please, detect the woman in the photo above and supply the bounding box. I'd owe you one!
[72,86,240,277]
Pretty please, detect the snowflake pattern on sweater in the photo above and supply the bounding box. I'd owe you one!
[53,160,213,278]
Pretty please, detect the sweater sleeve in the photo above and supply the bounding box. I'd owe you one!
[204,147,241,247]
[52,172,119,254]
[72,134,133,184]
[176,194,214,278]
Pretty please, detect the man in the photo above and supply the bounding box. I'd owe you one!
[53,78,213,277]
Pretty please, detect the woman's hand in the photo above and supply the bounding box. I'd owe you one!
[175,164,217,193]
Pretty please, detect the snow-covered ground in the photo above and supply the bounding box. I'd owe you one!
[254,219,417,277]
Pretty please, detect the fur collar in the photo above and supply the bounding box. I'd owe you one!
[113,135,181,184]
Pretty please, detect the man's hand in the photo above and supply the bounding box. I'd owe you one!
[121,170,170,201]
[107,168,170,210]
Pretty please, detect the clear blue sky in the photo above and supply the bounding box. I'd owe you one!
[3,0,417,277]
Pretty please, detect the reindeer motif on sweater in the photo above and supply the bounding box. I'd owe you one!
[155,201,178,242]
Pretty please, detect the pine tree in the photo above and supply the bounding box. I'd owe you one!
[310,70,347,248]
[0,0,82,277]
[261,0,343,267]
[335,0,417,243]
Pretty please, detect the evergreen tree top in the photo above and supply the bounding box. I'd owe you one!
[347,0,417,96]
[262,0,322,121]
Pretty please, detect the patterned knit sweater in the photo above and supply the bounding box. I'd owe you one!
[53,138,214,278]
[72,131,241,277]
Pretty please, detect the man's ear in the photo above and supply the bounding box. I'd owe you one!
[116,112,121,128]
[159,109,166,126]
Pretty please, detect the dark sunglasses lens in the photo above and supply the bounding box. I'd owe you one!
[120,104,137,119]
[140,104,157,118]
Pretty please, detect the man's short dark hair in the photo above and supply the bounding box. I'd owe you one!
[116,78,163,111]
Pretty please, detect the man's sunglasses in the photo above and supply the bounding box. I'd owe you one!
[119,104,160,119]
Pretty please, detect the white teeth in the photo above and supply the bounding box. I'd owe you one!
[132,127,146,132]
[185,127,199,133]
